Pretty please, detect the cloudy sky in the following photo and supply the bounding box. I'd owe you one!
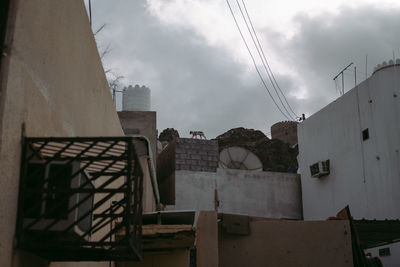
[86,0,400,138]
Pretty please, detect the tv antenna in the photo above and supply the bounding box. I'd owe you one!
[333,62,353,95]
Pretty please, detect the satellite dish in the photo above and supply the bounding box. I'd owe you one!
[219,146,263,171]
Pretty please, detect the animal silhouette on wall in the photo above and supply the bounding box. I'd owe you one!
[190,131,207,140]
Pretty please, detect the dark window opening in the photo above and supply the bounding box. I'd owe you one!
[362,128,369,141]
[45,163,72,219]
[379,247,390,257]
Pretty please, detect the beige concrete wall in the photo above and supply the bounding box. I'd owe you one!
[119,249,190,267]
[219,220,353,267]
[0,0,123,266]
[196,211,218,267]
[118,111,157,162]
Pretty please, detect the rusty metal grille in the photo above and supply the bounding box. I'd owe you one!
[16,137,143,261]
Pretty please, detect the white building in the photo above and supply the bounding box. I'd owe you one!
[298,60,400,221]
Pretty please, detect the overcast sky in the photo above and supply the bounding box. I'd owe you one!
[86,0,400,138]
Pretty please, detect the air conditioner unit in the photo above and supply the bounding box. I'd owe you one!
[23,160,94,241]
[310,160,330,178]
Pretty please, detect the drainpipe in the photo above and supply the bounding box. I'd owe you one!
[131,135,160,207]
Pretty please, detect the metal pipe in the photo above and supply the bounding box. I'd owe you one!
[333,62,353,95]
[88,0,92,26]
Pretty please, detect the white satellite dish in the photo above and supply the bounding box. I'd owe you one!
[219,146,263,171]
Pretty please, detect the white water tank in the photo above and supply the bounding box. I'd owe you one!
[122,85,151,111]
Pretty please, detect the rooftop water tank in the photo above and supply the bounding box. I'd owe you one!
[122,84,151,111]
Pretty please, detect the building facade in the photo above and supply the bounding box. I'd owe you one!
[298,62,400,221]
[0,0,156,266]
[157,138,303,219]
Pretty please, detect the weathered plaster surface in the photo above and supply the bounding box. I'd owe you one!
[0,0,122,266]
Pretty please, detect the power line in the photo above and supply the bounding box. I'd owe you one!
[226,0,292,121]
[239,0,299,119]
[235,0,294,120]
[226,0,291,120]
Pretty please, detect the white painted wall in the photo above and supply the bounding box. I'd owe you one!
[365,242,400,267]
[165,168,302,219]
[172,170,217,212]
[298,65,400,220]
[216,169,302,219]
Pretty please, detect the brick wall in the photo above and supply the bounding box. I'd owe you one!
[157,138,219,205]
[175,138,219,172]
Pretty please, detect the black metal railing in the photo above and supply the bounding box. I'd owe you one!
[16,137,143,261]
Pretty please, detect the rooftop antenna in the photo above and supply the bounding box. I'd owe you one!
[333,62,353,96]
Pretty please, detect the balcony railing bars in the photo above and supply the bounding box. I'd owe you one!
[16,137,143,261]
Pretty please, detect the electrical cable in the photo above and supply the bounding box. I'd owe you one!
[235,0,294,120]
[240,0,299,119]
[226,0,292,121]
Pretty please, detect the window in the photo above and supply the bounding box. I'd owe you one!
[25,161,72,219]
[379,247,390,257]
[45,163,72,219]
[362,128,369,141]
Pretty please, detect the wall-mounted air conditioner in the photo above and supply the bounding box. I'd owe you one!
[23,161,94,241]
[309,160,330,178]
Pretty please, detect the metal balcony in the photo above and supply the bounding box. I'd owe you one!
[16,137,143,261]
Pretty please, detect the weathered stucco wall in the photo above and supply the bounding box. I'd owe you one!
[166,169,302,219]
[0,0,123,266]
[219,219,353,267]
[298,66,400,220]
[217,169,302,219]
[118,111,157,162]
[173,170,217,211]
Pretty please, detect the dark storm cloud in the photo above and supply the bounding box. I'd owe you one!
[90,1,400,138]
[92,0,287,138]
[263,4,400,117]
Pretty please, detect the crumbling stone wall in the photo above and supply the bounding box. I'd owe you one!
[159,128,180,143]
[216,127,298,172]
